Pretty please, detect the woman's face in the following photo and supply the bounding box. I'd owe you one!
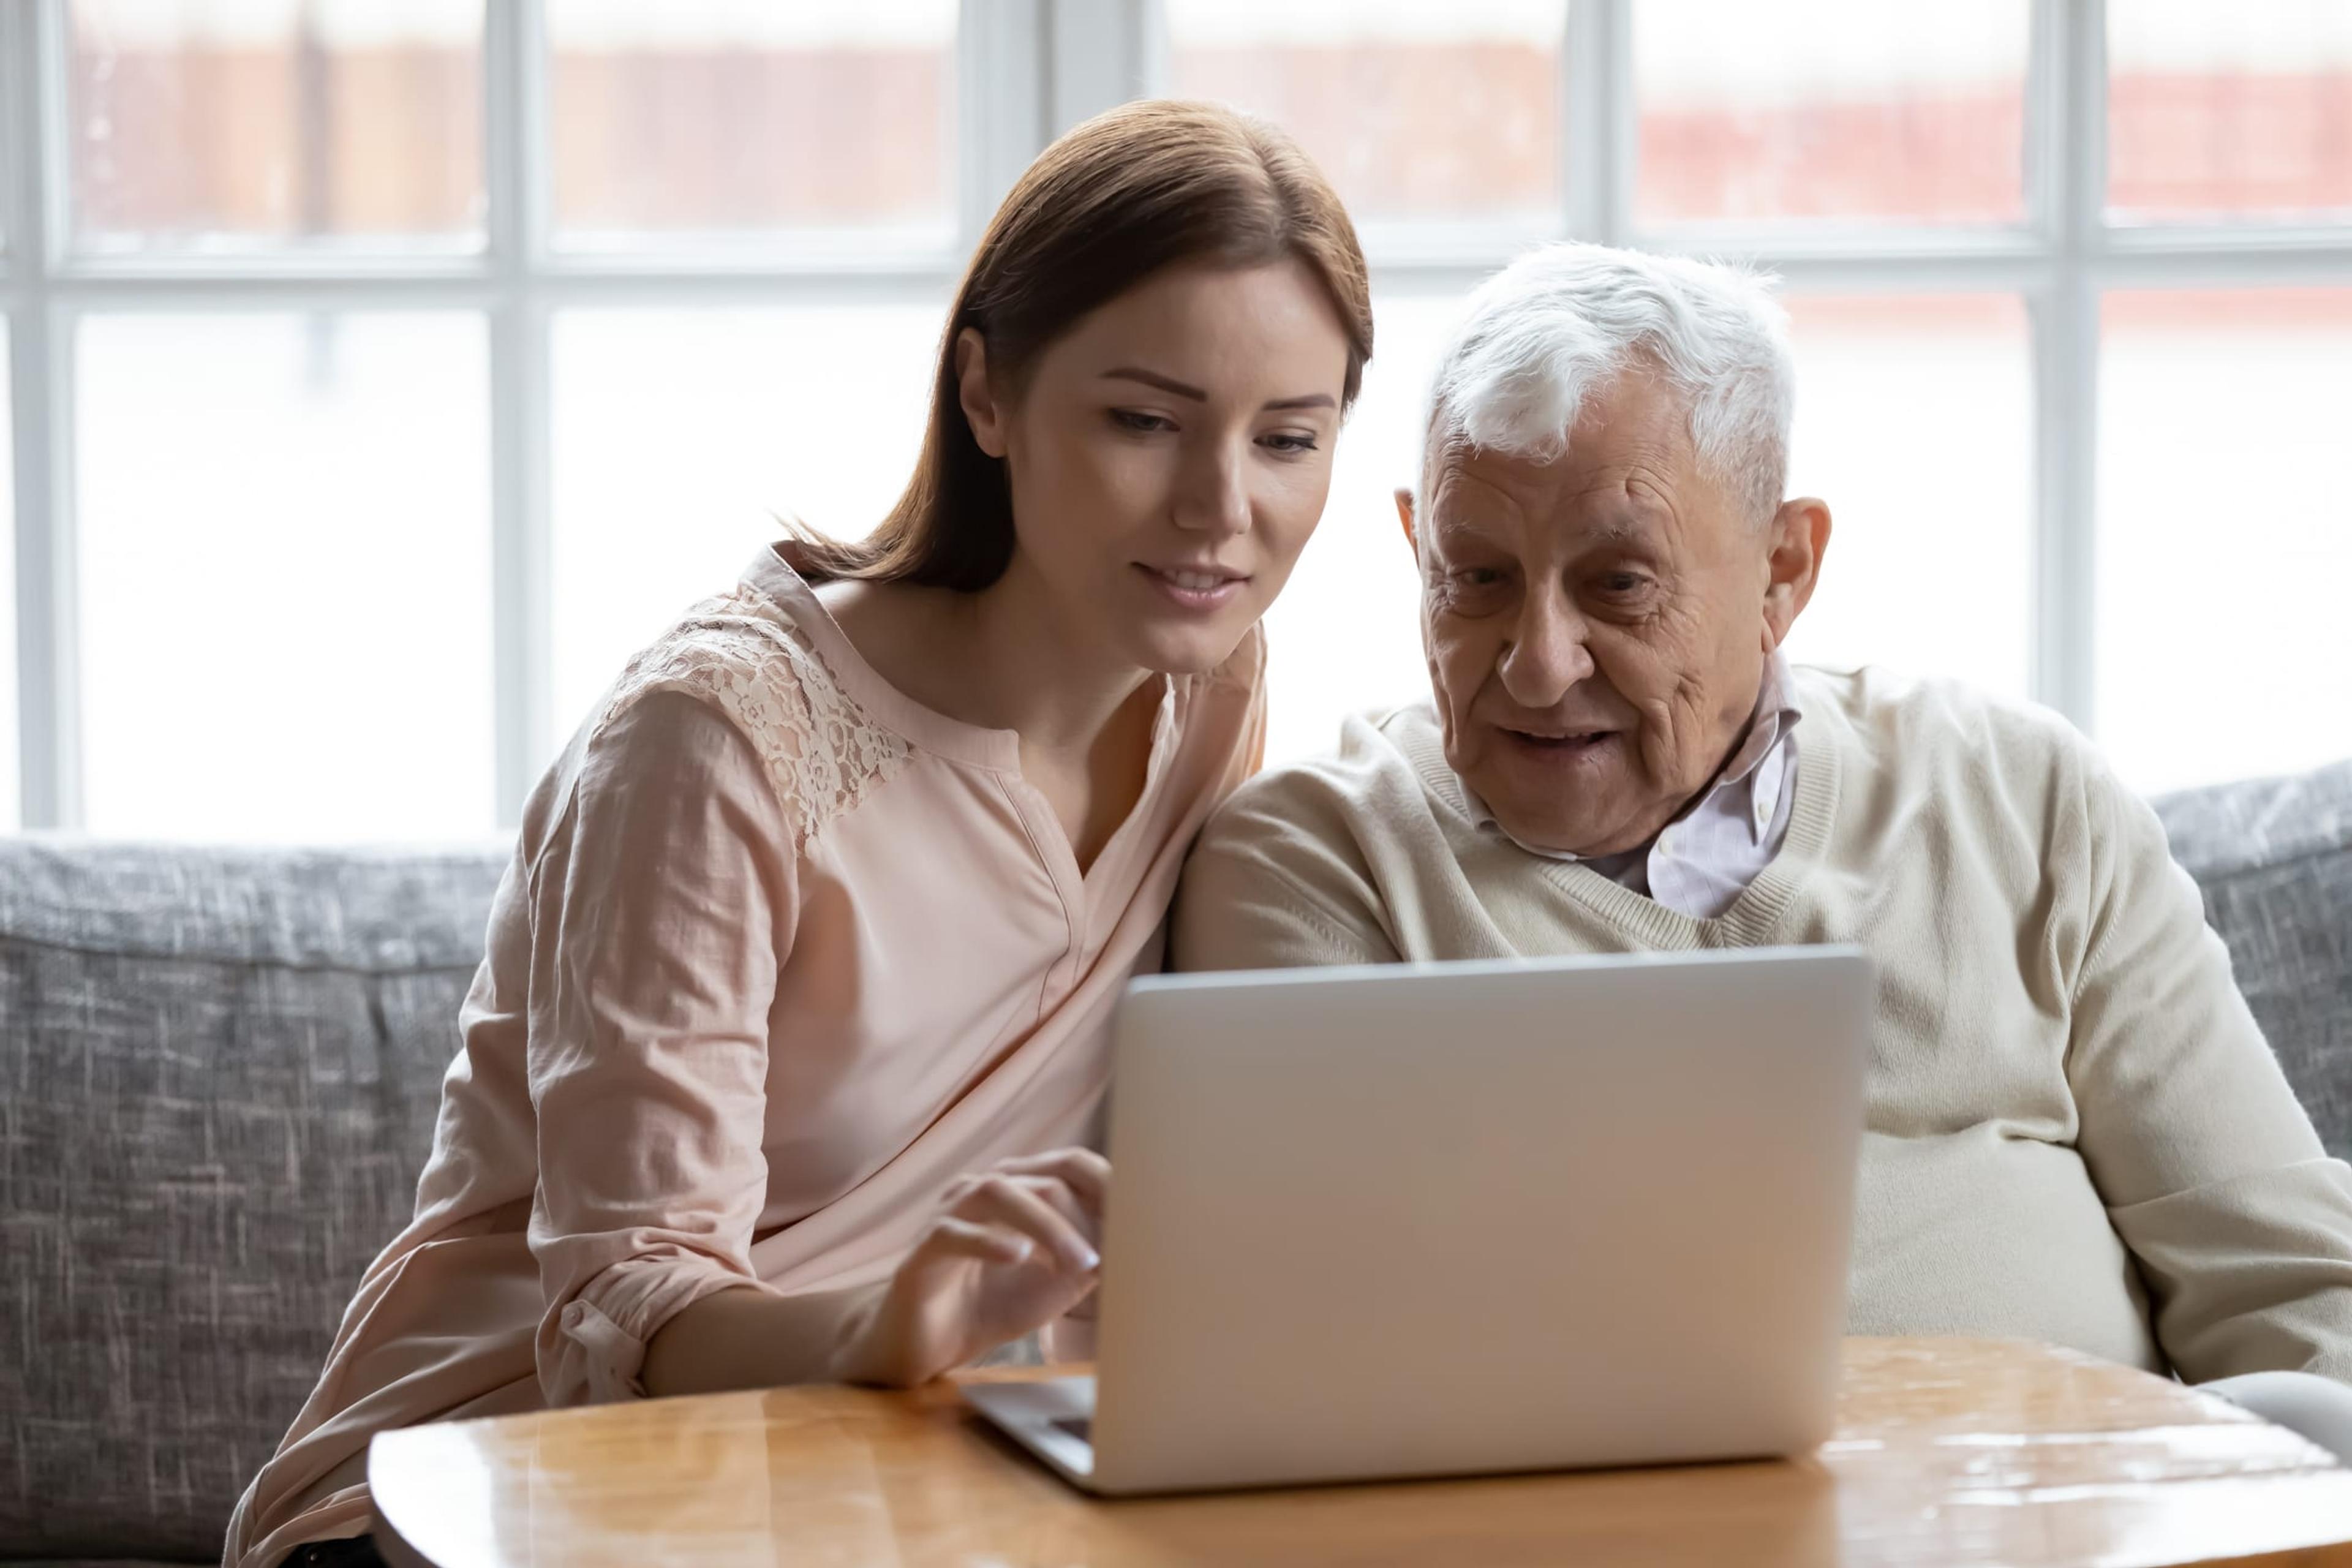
[960,257,1354,676]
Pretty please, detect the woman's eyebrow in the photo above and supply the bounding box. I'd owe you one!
[1103,367,1207,401]
[1102,367,1336,412]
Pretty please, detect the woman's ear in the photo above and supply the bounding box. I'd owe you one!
[1760,497,1833,653]
[954,328,1008,458]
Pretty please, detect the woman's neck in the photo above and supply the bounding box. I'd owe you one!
[823,559,1155,761]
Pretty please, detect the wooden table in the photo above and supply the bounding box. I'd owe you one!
[371,1338,2352,1567]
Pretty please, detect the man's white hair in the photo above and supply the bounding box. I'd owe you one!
[1424,243,1795,525]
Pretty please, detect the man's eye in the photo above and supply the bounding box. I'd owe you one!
[1597,571,1649,595]
[1460,567,1507,587]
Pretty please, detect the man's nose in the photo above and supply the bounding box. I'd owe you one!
[1172,439,1251,538]
[1497,586,1593,708]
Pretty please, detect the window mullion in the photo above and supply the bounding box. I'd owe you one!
[485,0,552,825]
[959,0,1050,254]
[7,0,78,828]
[1047,0,1153,134]
[2027,0,2103,731]
[1564,0,1627,244]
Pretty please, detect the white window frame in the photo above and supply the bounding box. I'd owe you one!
[7,0,2350,831]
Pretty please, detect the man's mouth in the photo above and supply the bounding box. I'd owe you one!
[1500,727,1617,755]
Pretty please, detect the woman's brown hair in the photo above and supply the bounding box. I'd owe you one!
[787,99,1374,592]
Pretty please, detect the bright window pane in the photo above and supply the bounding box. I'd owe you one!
[1167,0,1564,230]
[546,1,957,247]
[69,0,483,254]
[1261,293,1458,764]
[78,315,494,840]
[1634,0,2027,227]
[550,304,943,730]
[1778,296,2033,697]
[2108,1,2352,225]
[2097,290,2352,792]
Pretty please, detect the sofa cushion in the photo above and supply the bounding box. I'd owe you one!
[0,838,506,1562]
[2154,760,2352,1159]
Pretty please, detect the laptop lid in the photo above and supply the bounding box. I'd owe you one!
[1085,946,1871,1494]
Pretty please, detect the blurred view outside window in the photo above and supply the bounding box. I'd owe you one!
[546,0,957,248]
[70,0,484,253]
[2097,290,2352,792]
[1167,0,1564,232]
[4,1,2350,835]
[550,304,944,728]
[1776,297,2035,699]
[77,314,495,838]
[2108,1,2352,224]
[1255,292,1460,763]
[1633,0,2029,228]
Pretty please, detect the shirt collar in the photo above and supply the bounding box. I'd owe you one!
[1466,652,1804,863]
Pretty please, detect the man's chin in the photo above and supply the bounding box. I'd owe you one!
[1474,792,1622,858]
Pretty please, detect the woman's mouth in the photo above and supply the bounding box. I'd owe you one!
[1136,563,1248,612]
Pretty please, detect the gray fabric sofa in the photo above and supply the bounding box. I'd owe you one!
[4,761,2351,1566]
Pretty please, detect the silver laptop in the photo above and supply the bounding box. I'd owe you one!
[964,946,1872,1495]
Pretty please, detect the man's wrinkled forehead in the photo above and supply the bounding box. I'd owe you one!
[1423,432,1681,545]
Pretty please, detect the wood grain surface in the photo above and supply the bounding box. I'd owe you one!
[371,1338,2352,1567]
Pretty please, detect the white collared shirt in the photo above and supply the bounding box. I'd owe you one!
[1471,653,1803,920]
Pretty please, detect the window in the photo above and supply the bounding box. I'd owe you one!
[544,2,958,249]
[2097,288,2352,791]
[1632,0,2030,228]
[69,0,486,254]
[6,0,2350,837]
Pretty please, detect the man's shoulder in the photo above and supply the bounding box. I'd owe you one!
[1215,699,1452,839]
[1223,700,1439,823]
[1790,662,2133,849]
[1176,702,1450,971]
[1792,662,2090,771]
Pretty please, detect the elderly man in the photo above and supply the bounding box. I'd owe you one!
[1172,244,2352,1420]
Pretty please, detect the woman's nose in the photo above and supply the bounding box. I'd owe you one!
[1172,441,1251,537]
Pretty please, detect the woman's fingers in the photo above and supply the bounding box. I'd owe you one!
[996,1148,1110,1214]
[951,1173,1101,1274]
[998,1172,1099,1250]
[918,1215,1034,1268]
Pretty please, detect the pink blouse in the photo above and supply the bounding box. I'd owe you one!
[225,545,1265,1568]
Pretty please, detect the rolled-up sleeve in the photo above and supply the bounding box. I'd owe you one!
[525,690,794,1404]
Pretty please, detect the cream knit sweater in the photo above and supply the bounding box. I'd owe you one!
[1170,665,2352,1382]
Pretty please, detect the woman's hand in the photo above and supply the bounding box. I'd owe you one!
[834,1148,1108,1387]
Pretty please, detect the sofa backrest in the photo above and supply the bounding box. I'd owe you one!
[2155,760,2352,1159]
[0,839,505,1562]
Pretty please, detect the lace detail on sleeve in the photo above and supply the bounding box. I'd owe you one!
[594,589,910,852]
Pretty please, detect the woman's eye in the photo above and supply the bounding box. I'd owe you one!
[1261,431,1320,454]
[1110,409,1174,434]
[1597,571,1649,595]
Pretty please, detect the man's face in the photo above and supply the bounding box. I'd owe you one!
[1409,367,1815,858]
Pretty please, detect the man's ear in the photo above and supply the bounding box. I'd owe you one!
[1395,487,1419,558]
[1760,497,1832,653]
[954,328,1008,458]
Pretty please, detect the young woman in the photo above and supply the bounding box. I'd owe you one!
[225,100,1371,1568]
